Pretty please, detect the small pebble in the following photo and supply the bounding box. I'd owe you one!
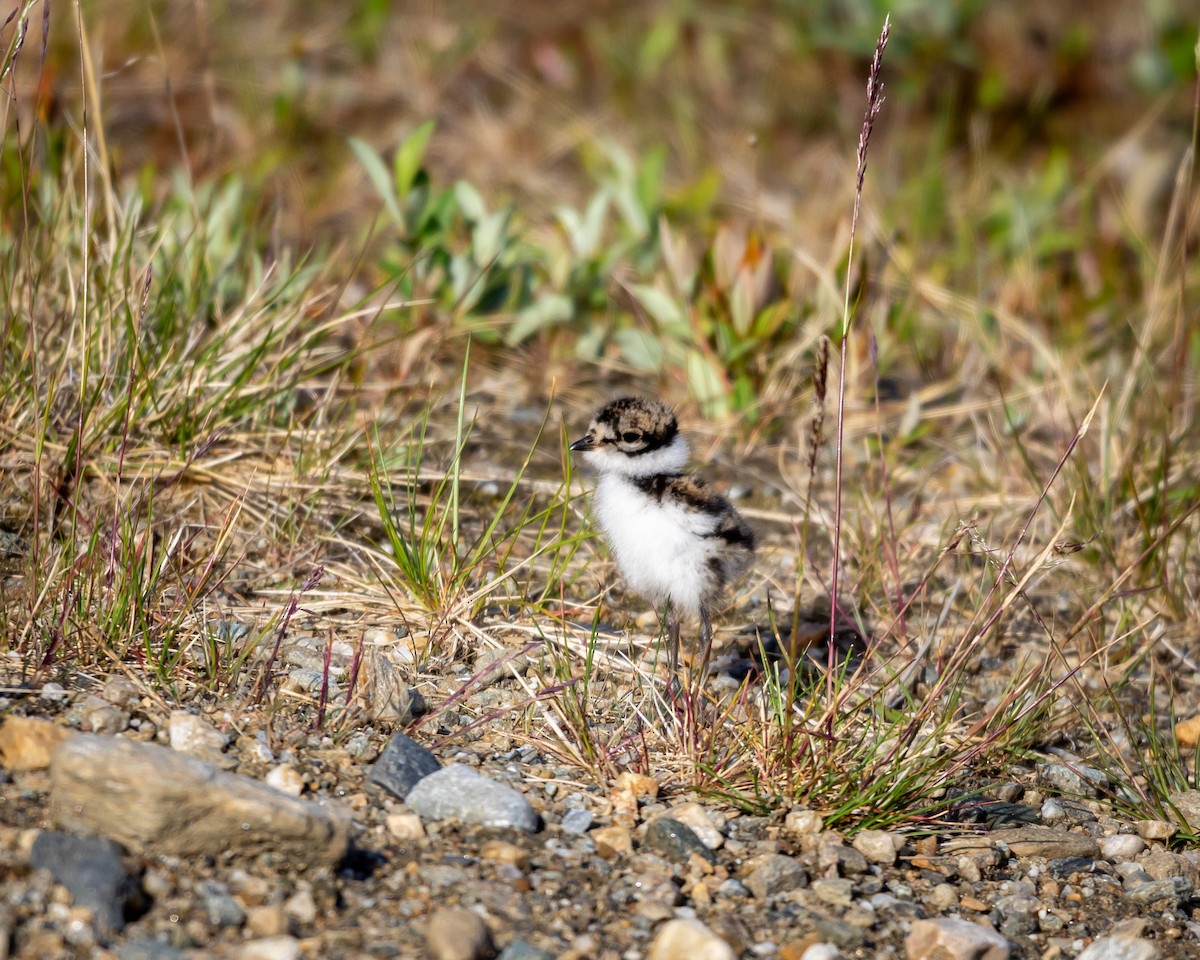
[1076,935,1159,960]
[560,808,593,834]
[1100,834,1146,861]
[1041,798,1066,824]
[852,829,898,866]
[237,937,301,960]
[647,918,736,960]
[386,812,426,839]
[426,906,494,960]
[644,817,716,865]
[265,764,304,797]
[1135,819,1174,840]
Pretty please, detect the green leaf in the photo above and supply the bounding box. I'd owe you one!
[630,283,685,329]
[614,329,665,371]
[729,271,756,337]
[454,180,488,223]
[507,294,574,346]
[395,119,437,200]
[686,349,728,417]
[472,209,511,266]
[349,137,403,226]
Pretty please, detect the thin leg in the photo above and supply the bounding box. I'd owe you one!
[696,608,714,684]
[666,604,681,676]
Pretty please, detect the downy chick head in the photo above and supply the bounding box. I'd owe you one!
[569,396,688,477]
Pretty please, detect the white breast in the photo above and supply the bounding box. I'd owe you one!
[592,474,717,618]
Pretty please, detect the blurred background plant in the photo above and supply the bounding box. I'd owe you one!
[16,0,1193,415]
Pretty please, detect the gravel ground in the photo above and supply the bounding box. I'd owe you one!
[2,659,1200,960]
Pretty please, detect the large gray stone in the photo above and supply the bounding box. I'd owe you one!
[50,735,350,867]
[406,764,537,832]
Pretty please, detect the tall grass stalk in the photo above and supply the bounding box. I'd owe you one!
[828,16,889,709]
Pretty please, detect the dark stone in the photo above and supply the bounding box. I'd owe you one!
[1049,856,1097,878]
[367,732,442,800]
[30,831,135,933]
[643,817,716,865]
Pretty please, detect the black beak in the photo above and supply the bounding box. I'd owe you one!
[569,435,594,452]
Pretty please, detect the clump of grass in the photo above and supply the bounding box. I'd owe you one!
[0,24,363,696]
[365,348,587,646]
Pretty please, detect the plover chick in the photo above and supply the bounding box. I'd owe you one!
[569,396,755,679]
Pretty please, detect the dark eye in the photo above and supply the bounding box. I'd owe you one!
[621,431,642,444]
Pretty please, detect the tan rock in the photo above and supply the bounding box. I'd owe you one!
[168,711,228,763]
[385,812,425,840]
[50,734,350,867]
[667,802,724,850]
[0,717,71,772]
[265,765,303,797]
[245,905,289,937]
[905,918,1009,960]
[592,825,634,860]
[611,771,660,823]
[647,918,736,960]
[852,828,900,865]
[1175,716,1200,748]
[991,825,1099,859]
[480,839,527,867]
[425,906,494,960]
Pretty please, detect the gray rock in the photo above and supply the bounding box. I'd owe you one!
[167,711,229,765]
[50,734,350,867]
[742,853,805,900]
[80,695,130,735]
[1124,877,1191,905]
[837,845,870,876]
[1040,798,1066,823]
[1038,760,1109,797]
[811,877,855,908]
[644,817,716,865]
[1076,936,1159,960]
[1168,790,1200,832]
[116,940,187,960]
[406,764,537,832]
[30,831,134,933]
[993,895,1039,937]
[904,918,1009,960]
[992,825,1099,859]
[367,732,441,800]
[814,918,866,949]
[852,829,898,865]
[426,906,494,960]
[560,808,593,834]
[497,941,554,960]
[203,892,247,929]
